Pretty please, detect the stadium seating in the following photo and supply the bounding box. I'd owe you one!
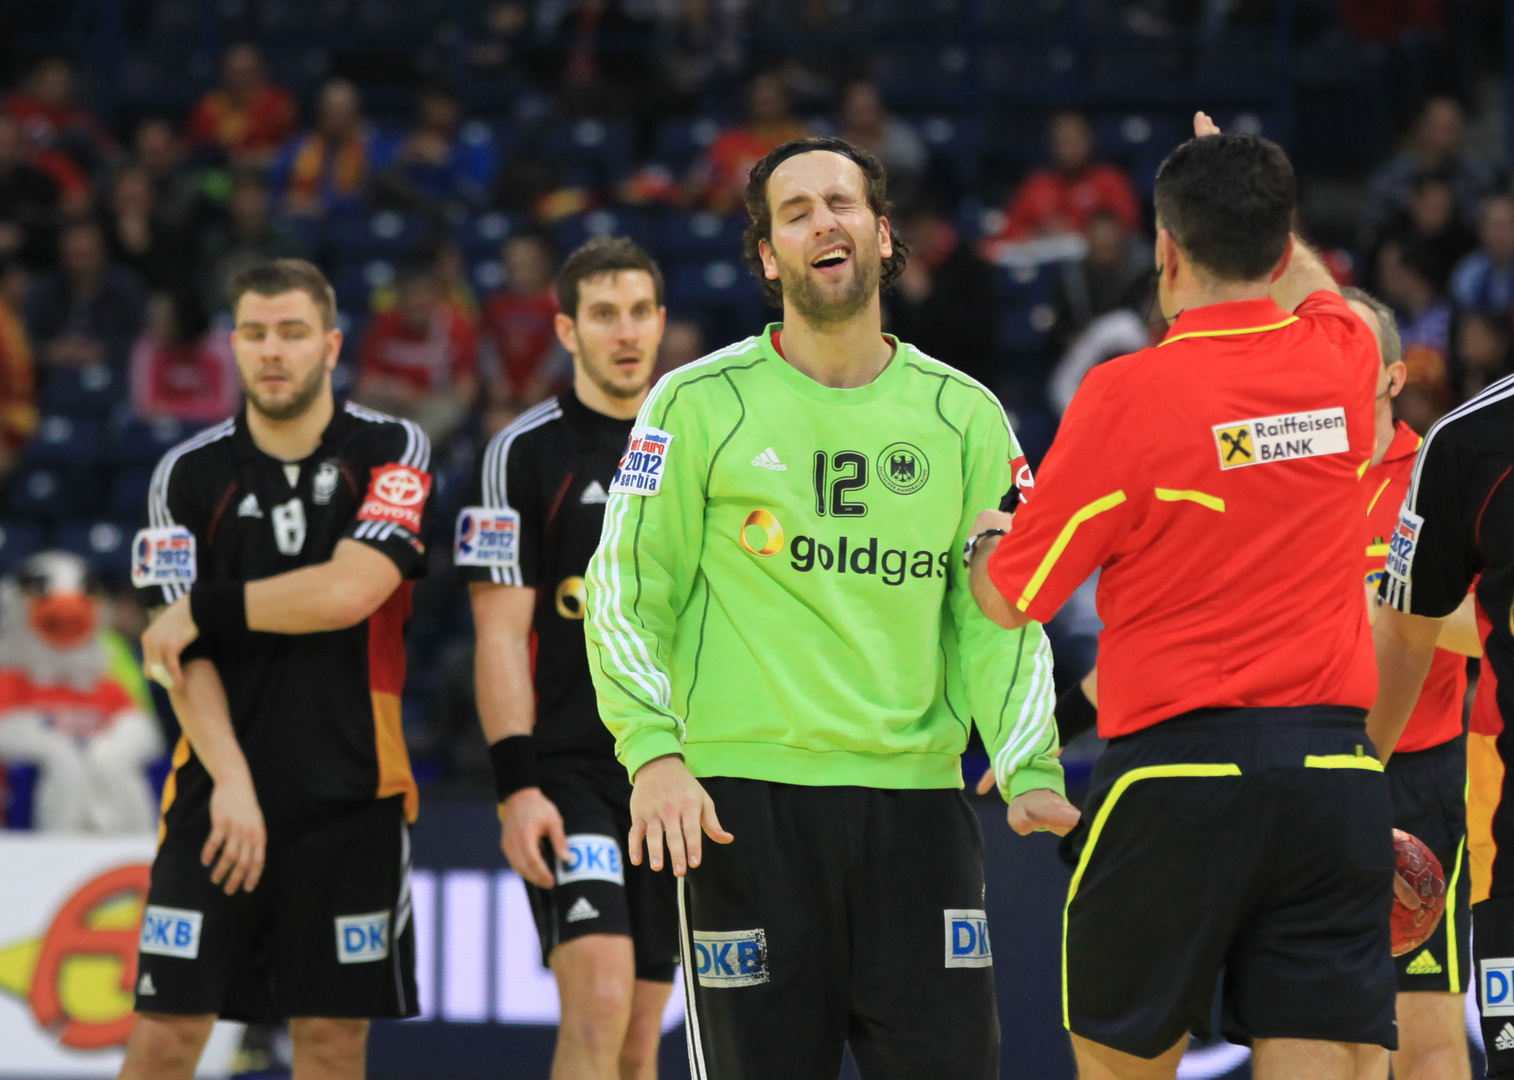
[38,364,120,418]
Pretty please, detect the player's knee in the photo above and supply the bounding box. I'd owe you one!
[561,978,632,1051]
[1395,1041,1470,1080]
[290,1017,369,1071]
[122,1013,213,1077]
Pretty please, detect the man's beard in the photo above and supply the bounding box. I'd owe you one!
[580,339,652,401]
[777,245,880,328]
[244,362,326,421]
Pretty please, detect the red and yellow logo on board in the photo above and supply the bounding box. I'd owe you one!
[0,863,150,1049]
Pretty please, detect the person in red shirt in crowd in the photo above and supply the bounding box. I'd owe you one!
[689,72,808,213]
[2,55,117,178]
[357,262,478,445]
[480,231,564,417]
[970,114,1396,1079]
[129,290,239,424]
[997,111,1141,241]
[186,43,298,167]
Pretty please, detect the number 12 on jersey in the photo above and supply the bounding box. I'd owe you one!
[813,451,868,518]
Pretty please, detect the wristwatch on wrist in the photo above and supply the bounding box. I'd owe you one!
[962,528,1007,568]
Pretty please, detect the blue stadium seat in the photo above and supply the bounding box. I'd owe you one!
[38,363,119,417]
[553,208,650,257]
[653,117,723,176]
[25,416,103,468]
[665,259,765,344]
[56,520,134,581]
[994,264,1057,354]
[109,467,155,521]
[452,211,525,263]
[648,211,745,263]
[108,416,204,468]
[4,466,98,520]
[0,521,45,574]
[331,260,395,313]
[544,119,635,191]
[329,211,431,263]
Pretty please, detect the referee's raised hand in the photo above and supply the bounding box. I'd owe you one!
[629,755,734,876]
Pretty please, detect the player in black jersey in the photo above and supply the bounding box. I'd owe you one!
[120,260,435,1080]
[458,237,677,1079]
[1370,372,1514,1077]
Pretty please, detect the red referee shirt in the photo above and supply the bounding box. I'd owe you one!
[1366,420,1467,753]
[987,292,1380,738]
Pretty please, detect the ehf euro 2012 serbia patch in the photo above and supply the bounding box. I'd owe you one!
[453,507,521,568]
[131,526,197,588]
[609,426,673,496]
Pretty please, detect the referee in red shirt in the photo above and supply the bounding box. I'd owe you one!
[969,116,1394,1079]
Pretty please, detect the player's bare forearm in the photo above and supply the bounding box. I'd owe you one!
[1436,592,1484,658]
[469,582,539,742]
[172,659,266,893]
[170,659,251,788]
[969,534,1029,630]
[244,539,402,633]
[1271,235,1341,313]
[1365,606,1443,764]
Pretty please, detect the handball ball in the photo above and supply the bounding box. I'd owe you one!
[1392,828,1447,957]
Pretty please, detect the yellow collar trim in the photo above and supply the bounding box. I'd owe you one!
[1158,315,1300,347]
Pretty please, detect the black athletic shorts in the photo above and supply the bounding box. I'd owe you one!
[134,795,417,1022]
[678,779,999,1080]
[523,755,679,983]
[1474,894,1514,1076]
[1387,735,1470,994]
[1060,706,1397,1058]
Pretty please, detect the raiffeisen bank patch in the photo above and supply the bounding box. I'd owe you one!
[1212,407,1349,470]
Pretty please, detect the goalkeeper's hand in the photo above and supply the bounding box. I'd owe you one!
[629,754,734,876]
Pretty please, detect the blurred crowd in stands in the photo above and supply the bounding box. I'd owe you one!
[0,0,1507,822]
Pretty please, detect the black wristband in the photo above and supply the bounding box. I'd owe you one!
[1055,680,1099,744]
[489,735,540,802]
[189,581,248,637]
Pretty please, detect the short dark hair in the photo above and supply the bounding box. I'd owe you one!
[742,136,909,307]
[1153,133,1295,282]
[1340,286,1401,368]
[556,236,664,319]
[229,259,338,330]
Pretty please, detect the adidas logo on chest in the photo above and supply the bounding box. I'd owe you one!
[1497,1022,1514,1052]
[580,480,608,505]
[237,493,263,518]
[751,447,787,471]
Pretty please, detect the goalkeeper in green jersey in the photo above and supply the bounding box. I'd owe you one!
[585,136,1077,1079]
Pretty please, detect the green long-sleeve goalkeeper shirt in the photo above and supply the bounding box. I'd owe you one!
[585,326,1063,801]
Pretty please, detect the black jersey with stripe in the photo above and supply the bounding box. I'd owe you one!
[138,401,435,841]
[456,391,633,762]
[1382,373,1514,729]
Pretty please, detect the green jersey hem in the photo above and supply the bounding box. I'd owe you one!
[621,728,687,780]
[686,741,967,789]
[1005,759,1067,801]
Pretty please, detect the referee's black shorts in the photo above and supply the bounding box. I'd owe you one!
[523,755,679,982]
[1060,706,1397,1058]
[134,795,417,1023]
[1386,735,1470,994]
[678,779,999,1080]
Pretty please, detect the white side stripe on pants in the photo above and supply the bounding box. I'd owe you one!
[677,876,709,1079]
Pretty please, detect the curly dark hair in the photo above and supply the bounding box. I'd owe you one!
[741,136,909,308]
